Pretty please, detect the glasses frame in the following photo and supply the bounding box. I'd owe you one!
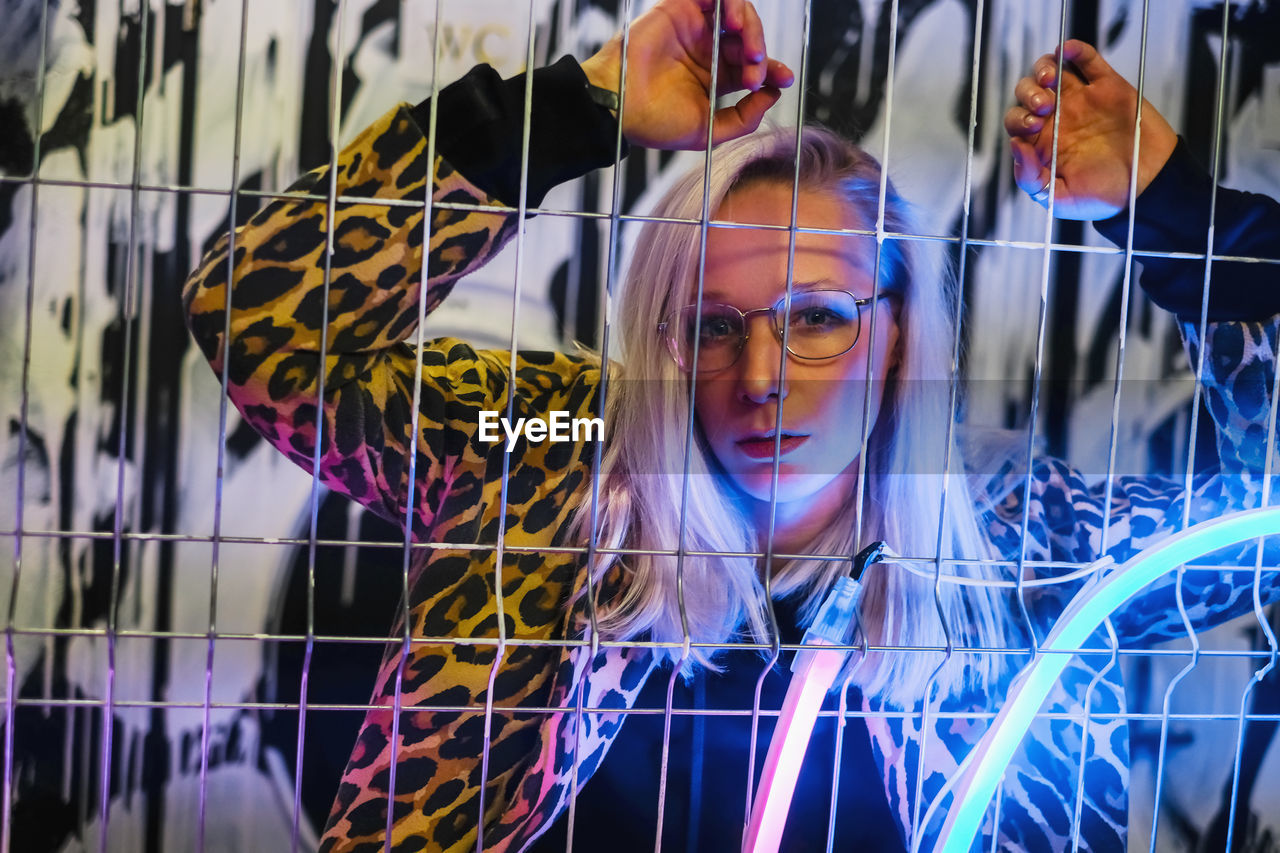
[656,289,894,373]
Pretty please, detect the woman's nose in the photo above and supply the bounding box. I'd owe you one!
[735,316,788,404]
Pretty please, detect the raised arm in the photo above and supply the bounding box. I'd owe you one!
[1003,39,1280,644]
[181,68,602,532]
[182,0,794,536]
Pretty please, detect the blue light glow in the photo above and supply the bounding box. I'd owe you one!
[934,506,1280,853]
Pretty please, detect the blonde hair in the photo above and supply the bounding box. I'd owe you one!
[570,126,1017,708]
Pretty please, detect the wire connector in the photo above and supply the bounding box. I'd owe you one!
[795,576,863,660]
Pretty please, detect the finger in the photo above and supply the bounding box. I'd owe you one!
[739,2,767,64]
[763,57,795,89]
[1014,76,1055,115]
[1058,39,1114,83]
[712,86,782,144]
[1004,104,1044,138]
[1033,54,1058,87]
[1009,137,1051,200]
[718,4,767,91]
[736,3,769,90]
[694,0,743,33]
[719,33,749,71]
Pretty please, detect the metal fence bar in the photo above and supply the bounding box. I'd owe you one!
[472,2,543,847]
[5,2,1280,852]
[100,2,154,849]
[744,0,816,836]
[1149,3,1235,848]
[656,1,728,846]
[564,0,635,847]
[3,0,52,849]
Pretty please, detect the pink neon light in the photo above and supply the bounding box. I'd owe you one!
[742,639,846,853]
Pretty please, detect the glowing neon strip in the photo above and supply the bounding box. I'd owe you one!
[743,576,862,853]
[742,638,846,853]
[935,506,1280,853]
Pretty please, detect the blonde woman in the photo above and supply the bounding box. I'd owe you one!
[183,0,1280,849]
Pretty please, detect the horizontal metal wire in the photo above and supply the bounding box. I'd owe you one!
[3,529,1274,572]
[6,697,1280,725]
[9,2,1280,850]
[2,174,1275,265]
[0,626,1267,662]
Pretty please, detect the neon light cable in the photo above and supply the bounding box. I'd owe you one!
[742,542,888,853]
[929,506,1280,853]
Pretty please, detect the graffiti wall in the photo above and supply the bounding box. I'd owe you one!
[1,0,1278,850]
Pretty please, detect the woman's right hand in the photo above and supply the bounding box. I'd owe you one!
[579,0,795,150]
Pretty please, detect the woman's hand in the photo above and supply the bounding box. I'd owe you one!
[1004,39,1178,220]
[579,0,795,150]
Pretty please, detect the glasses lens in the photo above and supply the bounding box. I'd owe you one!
[782,291,862,359]
[668,304,744,371]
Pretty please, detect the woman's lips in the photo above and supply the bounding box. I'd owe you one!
[735,435,809,459]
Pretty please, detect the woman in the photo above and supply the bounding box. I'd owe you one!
[182,0,1280,850]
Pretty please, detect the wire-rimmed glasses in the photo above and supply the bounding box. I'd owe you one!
[657,289,890,373]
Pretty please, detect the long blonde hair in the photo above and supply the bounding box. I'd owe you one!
[570,126,1017,708]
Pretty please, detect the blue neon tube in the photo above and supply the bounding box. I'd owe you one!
[934,506,1280,853]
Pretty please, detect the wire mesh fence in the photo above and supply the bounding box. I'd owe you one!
[2,0,1280,851]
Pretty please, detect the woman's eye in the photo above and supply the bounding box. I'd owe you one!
[792,307,847,331]
[699,316,737,340]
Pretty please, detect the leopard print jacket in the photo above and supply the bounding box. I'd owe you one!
[183,103,1280,852]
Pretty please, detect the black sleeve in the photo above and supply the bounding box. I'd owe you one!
[1093,137,1280,322]
[407,55,625,208]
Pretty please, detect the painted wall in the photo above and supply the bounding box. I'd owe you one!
[1,0,1278,850]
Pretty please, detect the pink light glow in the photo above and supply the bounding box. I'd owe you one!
[742,639,847,853]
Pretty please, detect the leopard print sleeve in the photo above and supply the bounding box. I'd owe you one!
[987,315,1280,647]
[1102,315,1280,644]
[182,103,521,531]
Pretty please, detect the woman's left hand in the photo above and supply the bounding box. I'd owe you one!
[1004,40,1178,219]
[579,0,795,150]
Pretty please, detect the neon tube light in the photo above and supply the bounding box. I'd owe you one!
[933,506,1280,853]
[743,575,863,853]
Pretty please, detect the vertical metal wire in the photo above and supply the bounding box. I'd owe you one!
[1069,620,1119,853]
[849,2,953,846]
[987,781,1004,853]
[824,654,870,852]
[1225,303,1280,848]
[1061,2,1154,846]
[1150,4,1234,848]
[558,0,585,348]
[98,1,154,847]
[200,0,281,847]
[850,0,898,565]
[906,0,988,842]
[384,0,443,845]
[473,2,542,847]
[3,0,52,849]
[565,0,634,847]
[657,2,728,846]
[1011,0,1072,665]
[743,0,815,830]
[284,0,324,843]
[1221,6,1280,844]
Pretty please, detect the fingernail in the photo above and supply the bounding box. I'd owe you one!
[1023,113,1039,127]
[1030,94,1045,111]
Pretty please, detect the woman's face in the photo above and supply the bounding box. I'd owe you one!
[691,180,900,524]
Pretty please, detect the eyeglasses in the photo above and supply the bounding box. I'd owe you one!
[656,289,892,373]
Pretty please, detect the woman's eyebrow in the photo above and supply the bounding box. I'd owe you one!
[697,279,841,304]
[791,279,836,291]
